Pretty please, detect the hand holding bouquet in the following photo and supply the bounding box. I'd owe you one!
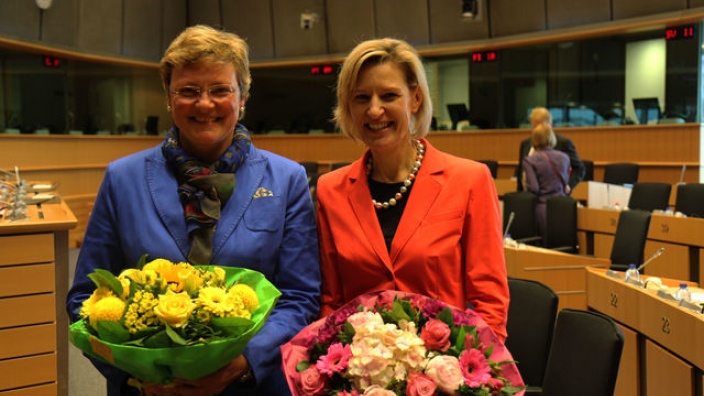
[282,290,524,396]
[69,255,280,385]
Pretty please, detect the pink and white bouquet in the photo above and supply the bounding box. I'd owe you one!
[282,290,524,396]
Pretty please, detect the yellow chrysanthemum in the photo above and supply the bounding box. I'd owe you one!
[80,286,115,318]
[228,284,259,314]
[197,286,240,317]
[88,296,126,330]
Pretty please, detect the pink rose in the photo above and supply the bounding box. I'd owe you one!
[425,355,464,394]
[487,377,506,390]
[406,372,437,396]
[420,319,451,352]
[299,366,327,396]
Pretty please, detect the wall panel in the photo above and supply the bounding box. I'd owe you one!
[161,0,188,54]
[546,0,611,30]
[374,0,430,46]
[428,0,490,43]
[123,0,162,60]
[42,0,78,48]
[188,0,221,27]
[223,0,275,60]
[77,0,122,56]
[272,0,328,58]
[613,0,688,20]
[0,0,40,41]
[489,0,546,37]
[327,0,375,54]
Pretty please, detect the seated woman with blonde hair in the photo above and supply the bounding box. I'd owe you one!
[522,124,571,243]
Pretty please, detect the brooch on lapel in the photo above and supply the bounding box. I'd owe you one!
[253,187,274,198]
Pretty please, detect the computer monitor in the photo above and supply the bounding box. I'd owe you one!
[632,98,661,125]
[447,103,469,130]
[145,116,159,135]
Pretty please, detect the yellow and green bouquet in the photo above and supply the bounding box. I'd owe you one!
[69,255,281,384]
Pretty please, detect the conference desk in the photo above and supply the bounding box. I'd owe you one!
[504,244,609,312]
[577,207,704,285]
[0,200,76,396]
[587,268,703,396]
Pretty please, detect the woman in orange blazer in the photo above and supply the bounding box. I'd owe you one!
[316,38,509,341]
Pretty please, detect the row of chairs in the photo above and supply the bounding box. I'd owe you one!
[506,278,624,396]
[504,181,704,253]
[504,192,654,269]
[475,159,638,184]
[585,161,641,185]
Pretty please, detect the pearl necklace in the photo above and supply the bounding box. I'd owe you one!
[367,140,425,210]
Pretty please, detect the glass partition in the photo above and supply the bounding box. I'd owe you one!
[425,22,701,129]
[0,47,164,135]
[0,22,701,135]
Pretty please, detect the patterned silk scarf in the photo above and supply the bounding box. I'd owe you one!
[161,125,251,264]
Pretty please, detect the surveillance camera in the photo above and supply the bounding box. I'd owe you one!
[300,12,318,30]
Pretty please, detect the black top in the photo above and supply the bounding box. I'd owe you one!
[368,179,413,251]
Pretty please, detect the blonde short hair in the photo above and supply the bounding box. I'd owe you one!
[333,38,433,141]
[529,107,553,127]
[531,124,557,149]
[160,25,251,102]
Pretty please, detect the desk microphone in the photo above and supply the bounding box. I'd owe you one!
[637,247,665,272]
[678,164,686,185]
[503,211,515,239]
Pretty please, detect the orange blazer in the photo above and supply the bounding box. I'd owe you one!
[316,139,509,341]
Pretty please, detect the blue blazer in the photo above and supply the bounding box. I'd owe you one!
[66,143,320,395]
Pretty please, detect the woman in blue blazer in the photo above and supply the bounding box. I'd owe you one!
[66,25,320,396]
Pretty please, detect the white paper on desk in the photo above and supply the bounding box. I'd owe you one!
[587,181,609,208]
[609,184,632,209]
[587,181,633,209]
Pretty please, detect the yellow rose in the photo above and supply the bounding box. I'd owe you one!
[228,284,259,313]
[180,268,205,295]
[88,296,126,330]
[143,258,180,283]
[154,290,195,328]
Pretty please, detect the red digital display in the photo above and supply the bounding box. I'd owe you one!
[311,64,335,76]
[665,25,696,41]
[43,55,61,68]
[471,51,498,63]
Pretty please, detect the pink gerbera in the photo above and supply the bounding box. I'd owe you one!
[459,348,492,388]
[315,342,352,375]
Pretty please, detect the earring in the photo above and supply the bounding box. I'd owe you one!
[167,105,172,111]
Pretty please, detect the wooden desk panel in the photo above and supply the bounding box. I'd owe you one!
[614,325,639,396]
[645,341,695,396]
[587,268,703,396]
[648,214,704,248]
[505,245,609,311]
[579,208,704,283]
[494,179,516,196]
[0,200,75,396]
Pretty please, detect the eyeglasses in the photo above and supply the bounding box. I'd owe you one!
[171,84,236,103]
